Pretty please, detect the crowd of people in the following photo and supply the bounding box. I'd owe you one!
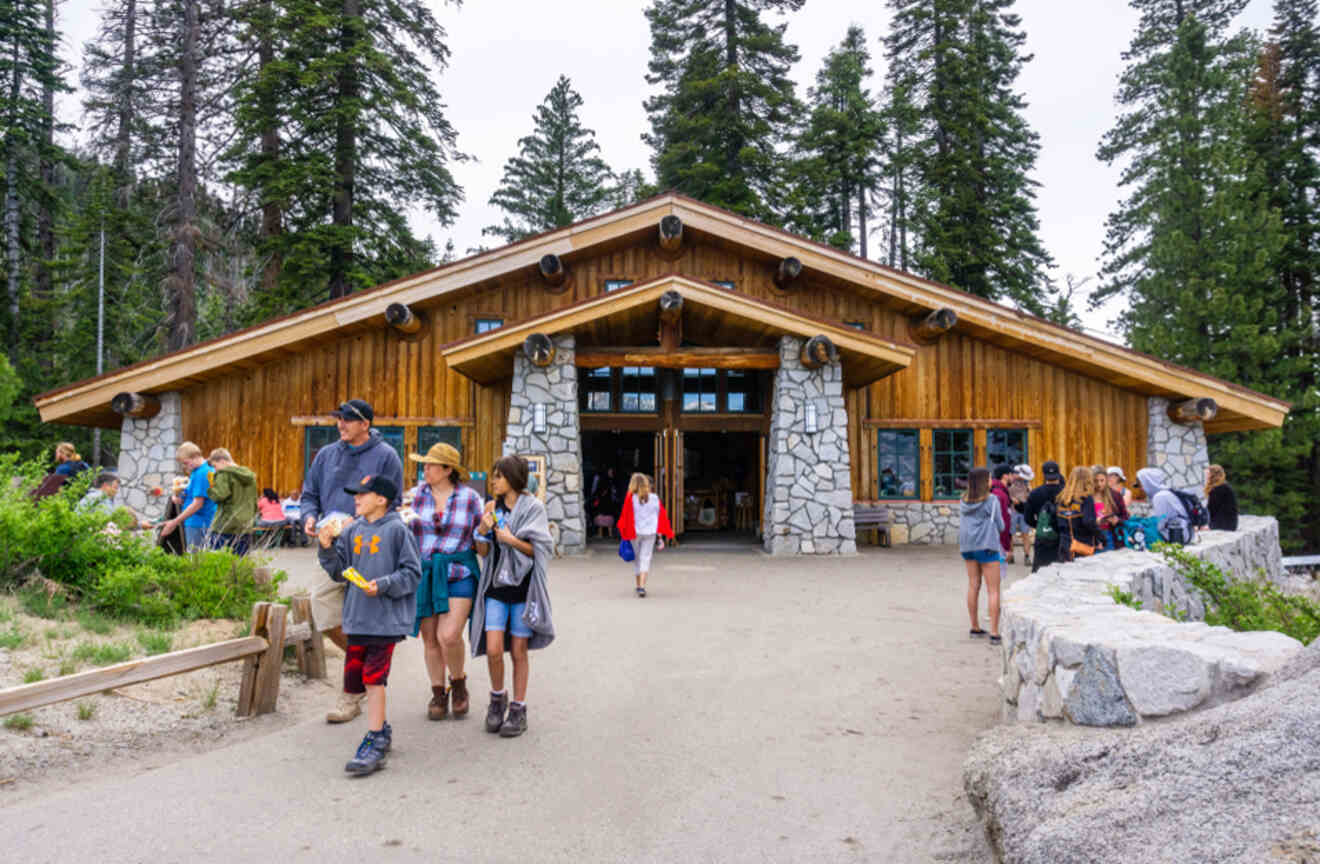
[960,459,1239,644]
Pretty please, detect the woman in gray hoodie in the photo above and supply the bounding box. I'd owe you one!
[960,467,1006,644]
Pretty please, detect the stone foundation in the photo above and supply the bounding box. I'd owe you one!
[1147,396,1209,494]
[116,391,181,521]
[999,515,1301,726]
[762,336,856,555]
[502,334,586,555]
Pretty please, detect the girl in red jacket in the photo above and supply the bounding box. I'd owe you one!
[617,473,675,598]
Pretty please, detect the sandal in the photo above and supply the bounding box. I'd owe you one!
[969,628,987,637]
[989,635,1002,645]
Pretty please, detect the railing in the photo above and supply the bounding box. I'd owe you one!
[1282,555,1320,571]
[0,597,326,719]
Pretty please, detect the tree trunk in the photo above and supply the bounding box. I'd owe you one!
[114,0,136,193]
[857,184,868,259]
[6,32,20,347]
[723,0,739,179]
[167,0,199,351]
[258,0,281,294]
[328,0,361,300]
[35,0,54,301]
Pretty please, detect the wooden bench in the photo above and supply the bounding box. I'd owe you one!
[854,504,892,547]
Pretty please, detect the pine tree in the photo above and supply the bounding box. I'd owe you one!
[642,0,804,222]
[483,75,618,244]
[789,25,884,254]
[883,0,1053,310]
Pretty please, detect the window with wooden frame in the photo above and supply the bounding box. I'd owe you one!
[876,430,920,499]
[986,428,1028,470]
[604,279,633,293]
[725,370,761,413]
[304,426,338,477]
[619,366,657,413]
[580,367,613,412]
[682,368,718,412]
[713,280,735,290]
[844,321,867,330]
[474,318,503,334]
[931,429,974,499]
[413,426,462,484]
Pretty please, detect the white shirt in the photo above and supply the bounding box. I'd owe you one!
[632,493,661,536]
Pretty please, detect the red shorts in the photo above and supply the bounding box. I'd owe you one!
[343,643,395,693]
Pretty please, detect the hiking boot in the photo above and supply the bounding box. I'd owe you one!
[428,685,448,721]
[345,730,387,776]
[379,722,392,753]
[500,702,527,738]
[485,691,508,733]
[450,676,470,717]
[326,690,365,724]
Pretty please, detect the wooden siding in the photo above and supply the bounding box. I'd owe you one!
[182,237,1147,500]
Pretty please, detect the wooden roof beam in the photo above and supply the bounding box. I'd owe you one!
[909,307,958,345]
[773,256,803,291]
[658,290,683,350]
[658,214,683,259]
[1169,397,1218,424]
[523,332,557,367]
[384,302,423,335]
[110,392,161,419]
[538,254,568,290]
[799,335,838,369]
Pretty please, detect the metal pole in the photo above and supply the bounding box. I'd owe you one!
[92,228,105,467]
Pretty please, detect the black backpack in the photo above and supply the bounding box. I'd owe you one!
[1170,489,1209,529]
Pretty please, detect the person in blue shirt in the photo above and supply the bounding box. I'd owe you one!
[161,441,217,549]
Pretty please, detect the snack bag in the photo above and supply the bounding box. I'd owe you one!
[316,511,353,536]
[342,566,372,592]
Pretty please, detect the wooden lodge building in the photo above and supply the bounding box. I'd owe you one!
[34,194,1288,554]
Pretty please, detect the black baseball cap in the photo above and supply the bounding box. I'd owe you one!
[1042,460,1062,481]
[344,474,398,502]
[992,464,1013,480]
[331,399,374,423]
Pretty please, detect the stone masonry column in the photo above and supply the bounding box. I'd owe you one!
[1146,396,1210,494]
[502,334,586,555]
[762,336,857,555]
[117,391,181,522]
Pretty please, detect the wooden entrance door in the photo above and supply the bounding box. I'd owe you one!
[652,427,685,535]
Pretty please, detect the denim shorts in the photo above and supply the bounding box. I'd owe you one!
[1010,511,1030,534]
[448,575,477,599]
[961,549,1004,564]
[484,596,532,638]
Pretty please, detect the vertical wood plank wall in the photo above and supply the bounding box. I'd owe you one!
[181,239,1148,498]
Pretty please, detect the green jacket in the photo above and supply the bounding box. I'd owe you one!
[210,465,259,535]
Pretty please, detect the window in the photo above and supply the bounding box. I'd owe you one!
[844,321,866,331]
[713,280,735,290]
[604,279,633,293]
[304,426,338,477]
[619,366,656,413]
[682,368,718,412]
[726,370,761,413]
[986,428,1028,470]
[415,426,462,484]
[376,426,406,466]
[580,367,613,412]
[474,318,503,334]
[931,429,974,498]
[876,430,920,499]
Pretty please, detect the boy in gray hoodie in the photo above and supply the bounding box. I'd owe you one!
[317,474,421,776]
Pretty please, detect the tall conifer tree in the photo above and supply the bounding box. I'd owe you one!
[484,75,618,244]
[643,0,804,222]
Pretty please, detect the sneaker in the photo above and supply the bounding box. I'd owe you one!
[636,587,646,598]
[500,702,527,738]
[379,722,392,753]
[326,690,365,724]
[485,691,509,734]
[345,730,387,775]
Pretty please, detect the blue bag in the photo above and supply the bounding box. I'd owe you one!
[618,539,635,562]
[1122,516,1163,551]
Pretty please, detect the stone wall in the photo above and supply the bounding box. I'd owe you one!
[762,336,857,555]
[116,391,181,522]
[1146,396,1209,494]
[879,502,960,545]
[502,334,586,555]
[999,515,1301,726]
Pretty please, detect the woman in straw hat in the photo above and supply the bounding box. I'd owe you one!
[408,442,488,721]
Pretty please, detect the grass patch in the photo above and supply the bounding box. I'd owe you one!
[0,603,12,623]
[76,701,95,721]
[0,626,25,650]
[3,713,34,731]
[76,610,117,635]
[18,585,69,620]
[201,679,220,710]
[72,640,134,666]
[58,658,77,676]
[1107,584,1143,610]
[22,667,43,684]
[137,630,172,656]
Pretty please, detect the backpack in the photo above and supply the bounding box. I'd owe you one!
[1034,500,1057,543]
[1170,489,1209,529]
[1122,516,1163,551]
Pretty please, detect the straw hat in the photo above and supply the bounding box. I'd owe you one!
[409,442,469,482]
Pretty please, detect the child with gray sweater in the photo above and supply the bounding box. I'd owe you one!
[317,474,421,776]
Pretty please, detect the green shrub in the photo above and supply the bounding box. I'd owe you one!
[1160,545,1320,645]
[1107,585,1143,610]
[19,585,69,619]
[76,610,117,635]
[90,550,285,625]
[0,626,25,649]
[137,630,172,655]
[4,713,33,731]
[22,667,43,683]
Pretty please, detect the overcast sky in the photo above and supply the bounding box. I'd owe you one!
[53,0,1280,339]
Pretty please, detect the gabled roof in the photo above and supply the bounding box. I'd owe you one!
[34,192,1290,432]
[440,275,915,387]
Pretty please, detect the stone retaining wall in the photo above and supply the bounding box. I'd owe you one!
[1147,396,1209,494]
[1000,515,1302,726]
[117,391,181,522]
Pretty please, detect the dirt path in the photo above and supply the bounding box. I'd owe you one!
[1,544,1009,862]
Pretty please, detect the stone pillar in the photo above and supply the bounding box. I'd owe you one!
[762,336,857,555]
[1146,397,1209,494]
[117,391,181,522]
[502,334,586,555]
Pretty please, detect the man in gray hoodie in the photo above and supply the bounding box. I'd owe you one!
[301,398,405,722]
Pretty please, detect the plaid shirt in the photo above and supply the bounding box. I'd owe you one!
[410,483,483,582]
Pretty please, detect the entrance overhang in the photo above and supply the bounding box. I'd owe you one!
[440,275,916,389]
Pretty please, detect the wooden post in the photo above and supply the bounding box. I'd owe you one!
[254,602,287,715]
[908,308,958,344]
[658,290,683,350]
[538,254,567,288]
[799,335,838,370]
[236,602,268,717]
[110,392,162,419]
[523,333,556,367]
[658,215,683,256]
[384,302,422,335]
[290,595,326,679]
[773,256,803,290]
[1168,398,1218,424]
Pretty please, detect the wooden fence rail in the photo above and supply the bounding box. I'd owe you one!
[0,597,326,719]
